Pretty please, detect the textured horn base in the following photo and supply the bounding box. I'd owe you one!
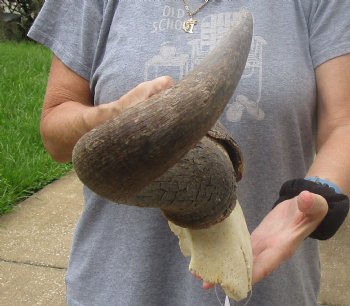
[127,136,237,229]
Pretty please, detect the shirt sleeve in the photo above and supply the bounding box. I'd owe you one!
[306,0,350,68]
[28,0,105,80]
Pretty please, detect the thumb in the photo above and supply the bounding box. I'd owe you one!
[297,190,328,220]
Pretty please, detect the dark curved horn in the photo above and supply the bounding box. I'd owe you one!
[72,9,253,203]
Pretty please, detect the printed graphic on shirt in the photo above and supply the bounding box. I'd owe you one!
[144,5,267,123]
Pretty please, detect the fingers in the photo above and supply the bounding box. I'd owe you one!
[96,76,174,124]
[146,76,174,96]
[297,191,328,219]
[294,190,328,239]
[118,76,174,111]
[203,282,215,290]
[252,247,286,285]
[192,272,215,290]
[251,191,329,285]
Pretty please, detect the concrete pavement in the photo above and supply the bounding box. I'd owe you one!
[0,171,349,305]
[0,172,82,306]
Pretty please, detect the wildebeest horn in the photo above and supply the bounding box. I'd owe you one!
[72,9,253,228]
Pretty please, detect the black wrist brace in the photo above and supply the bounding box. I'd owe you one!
[273,179,349,240]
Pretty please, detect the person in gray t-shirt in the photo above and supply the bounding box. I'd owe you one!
[28,1,350,305]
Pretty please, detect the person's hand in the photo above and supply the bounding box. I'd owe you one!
[193,190,328,289]
[251,190,328,284]
[83,76,174,132]
[97,76,174,120]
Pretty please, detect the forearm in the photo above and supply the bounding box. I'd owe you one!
[41,101,117,163]
[307,125,350,196]
[307,54,350,196]
[41,63,173,163]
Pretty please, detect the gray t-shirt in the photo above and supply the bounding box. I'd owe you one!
[29,1,350,305]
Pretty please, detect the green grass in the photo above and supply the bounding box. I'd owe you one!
[0,41,72,214]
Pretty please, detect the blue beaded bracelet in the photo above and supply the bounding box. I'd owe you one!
[305,177,343,194]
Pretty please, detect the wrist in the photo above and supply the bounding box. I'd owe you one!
[82,104,119,132]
